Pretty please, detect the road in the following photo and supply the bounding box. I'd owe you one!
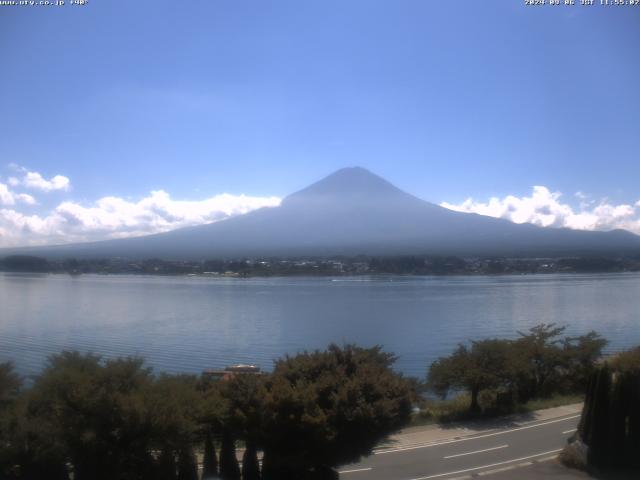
[339,413,580,480]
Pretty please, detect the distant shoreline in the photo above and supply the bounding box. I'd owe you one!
[2,267,640,279]
[2,253,640,277]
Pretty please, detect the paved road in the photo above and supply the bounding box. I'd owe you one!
[339,413,580,480]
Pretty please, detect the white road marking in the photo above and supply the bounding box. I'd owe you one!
[339,467,373,474]
[409,448,563,480]
[375,415,580,455]
[443,444,508,459]
[562,428,577,434]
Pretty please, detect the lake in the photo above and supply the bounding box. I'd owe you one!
[1,272,639,378]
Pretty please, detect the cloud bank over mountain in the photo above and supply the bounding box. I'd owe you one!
[0,165,281,247]
[441,186,640,235]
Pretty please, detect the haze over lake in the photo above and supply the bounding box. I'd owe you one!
[2,272,639,378]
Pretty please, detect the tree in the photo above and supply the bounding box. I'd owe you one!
[156,449,178,480]
[146,373,204,453]
[576,351,640,470]
[562,331,607,392]
[0,362,21,474]
[513,323,567,400]
[428,339,512,413]
[0,362,21,409]
[587,363,612,466]
[242,442,260,480]
[610,346,640,373]
[1,363,70,480]
[219,429,241,480]
[28,352,157,480]
[177,449,198,480]
[202,430,218,479]
[219,374,265,480]
[260,344,413,478]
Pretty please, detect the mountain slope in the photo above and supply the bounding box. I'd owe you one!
[4,167,640,259]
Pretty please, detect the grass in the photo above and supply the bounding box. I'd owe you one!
[512,393,583,414]
[409,392,584,427]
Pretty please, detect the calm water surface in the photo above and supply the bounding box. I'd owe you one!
[1,272,639,377]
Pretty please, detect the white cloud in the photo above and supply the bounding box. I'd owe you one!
[0,190,281,247]
[5,165,71,192]
[0,183,37,206]
[15,193,36,205]
[441,186,640,235]
[0,184,14,205]
[22,171,70,192]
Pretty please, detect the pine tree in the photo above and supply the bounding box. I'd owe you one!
[219,430,241,480]
[177,449,198,480]
[202,431,219,479]
[608,373,626,465]
[157,449,178,480]
[588,364,611,467]
[241,441,260,480]
[625,372,640,467]
[578,370,597,441]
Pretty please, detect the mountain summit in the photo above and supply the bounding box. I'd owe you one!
[4,167,640,259]
[284,167,408,201]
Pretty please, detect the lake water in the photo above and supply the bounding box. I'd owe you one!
[1,272,639,378]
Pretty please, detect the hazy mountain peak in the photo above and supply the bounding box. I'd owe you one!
[284,166,406,203]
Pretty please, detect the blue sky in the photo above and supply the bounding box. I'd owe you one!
[1,1,639,246]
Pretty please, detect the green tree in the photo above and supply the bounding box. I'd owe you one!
[0,362,21,473]
[0,362,21,409]
[428,339,512,413]
[29,352,156,480]
[576,352,640,470]
[242,442,260,480]
[219,373,266,479]
[260,344,413,479]
[156,449,178,480]
[176,449,198,480]
[610,346,640,373]
[146,373,204,453]
[0,362,69,480]
[202,430,218,479]
[513,323,567,400]
[562,331,607,392]
[585,364,612,466]
[219,429,241,480]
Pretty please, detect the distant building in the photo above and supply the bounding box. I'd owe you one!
[203,364,263,381]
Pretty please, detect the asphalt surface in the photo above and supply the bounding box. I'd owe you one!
[339,413,581,480]
[472,459,592,480]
